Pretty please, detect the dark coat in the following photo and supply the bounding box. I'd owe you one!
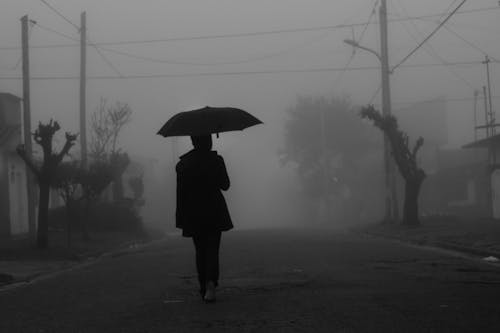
[175,149,233,237]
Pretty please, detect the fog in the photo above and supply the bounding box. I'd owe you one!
[2,0,500,232]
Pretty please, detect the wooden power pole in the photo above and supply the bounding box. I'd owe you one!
[379,0,399,222]
[80,12,87,168]
[21,15,37,242]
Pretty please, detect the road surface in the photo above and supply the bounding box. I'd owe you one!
[1,228,500,332]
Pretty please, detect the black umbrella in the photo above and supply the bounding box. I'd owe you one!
[157,106,263,137]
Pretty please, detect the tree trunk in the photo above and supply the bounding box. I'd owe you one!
[37,182,50,249]
[402,178,422,226]
[82,198,91,241]
[66,200,73,248]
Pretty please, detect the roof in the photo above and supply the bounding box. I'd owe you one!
[462,134,500,149]
[0,93,21,102]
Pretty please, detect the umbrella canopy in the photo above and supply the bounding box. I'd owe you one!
[157,106,263,137]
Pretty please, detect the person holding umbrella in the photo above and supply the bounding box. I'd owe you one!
[176,134,232,303]
[158,106,262,303]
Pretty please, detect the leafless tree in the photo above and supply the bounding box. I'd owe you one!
[90,98,132,161]
[360,105,426,226]
[89,98,132,201]
[17,120,78,248]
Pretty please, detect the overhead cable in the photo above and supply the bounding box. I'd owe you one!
[391,0,476,90]
[392,0,467,71]
[0,60,491,81]
[38,0,80,31]
[97,32,331,66]
[1,5,498,51]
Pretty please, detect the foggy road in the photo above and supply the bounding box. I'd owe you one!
[1,228,500,332]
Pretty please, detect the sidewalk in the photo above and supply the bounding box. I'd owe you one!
[0,231,154,288]
[356,216,500,260]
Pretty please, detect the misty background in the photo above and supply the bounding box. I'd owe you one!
[1,0,499,231]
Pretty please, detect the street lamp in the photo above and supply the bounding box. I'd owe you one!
[343,38,399,222]
[343,39,382,63]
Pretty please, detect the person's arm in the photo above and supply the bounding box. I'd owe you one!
[216,155,230,191]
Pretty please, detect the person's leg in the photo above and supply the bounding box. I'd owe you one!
[192,234,207,297]
[203,231,221,302]
[206,231,222,287]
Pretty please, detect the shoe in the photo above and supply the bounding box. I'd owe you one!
[204,281,216,303]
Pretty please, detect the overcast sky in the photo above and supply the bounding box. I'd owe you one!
[1,0,500,158]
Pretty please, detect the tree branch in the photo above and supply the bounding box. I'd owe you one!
[16,144,41,178]
[55,132,78,165]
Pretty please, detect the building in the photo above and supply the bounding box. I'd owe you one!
[420,148,489,217]
[0,93,30,239]
[462,134,500,218]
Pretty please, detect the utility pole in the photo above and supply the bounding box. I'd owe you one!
[473,90,479,141]
[483,56,495,136]
[21,15,37,243]
[80,12,87,168]
[379,0,399,222]
[483,86,490,138]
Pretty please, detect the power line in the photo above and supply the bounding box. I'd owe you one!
[31,20,333,68]
[37,0,125,77]
[368,84,382,104]
[0,60,492,81]
[98,32,331,66]
[388,10,500,62]
[442,25,500,62]
[38,0,80,31]
[34,21,79,42]
[391,0,476,90]
[392,0,468,71]
[1,5,499,51]
[392,95,500,110]
[332,0,379,88]
[357,0,379,44]
[409,15,500,61]
[88,42,124,77]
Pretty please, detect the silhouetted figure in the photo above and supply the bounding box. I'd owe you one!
[176,135,233,303]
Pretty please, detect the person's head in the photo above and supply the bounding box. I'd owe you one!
[190,135,212,151]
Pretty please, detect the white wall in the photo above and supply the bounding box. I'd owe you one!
[8,156,29,236]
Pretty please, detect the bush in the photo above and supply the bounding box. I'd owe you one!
[49,200,143,233]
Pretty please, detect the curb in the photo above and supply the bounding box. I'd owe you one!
[361,231,500,260]
[0,236,163,291]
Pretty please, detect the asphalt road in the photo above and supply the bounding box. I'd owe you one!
[1,228,500,332]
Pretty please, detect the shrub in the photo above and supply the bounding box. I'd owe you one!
[49,200,143,233]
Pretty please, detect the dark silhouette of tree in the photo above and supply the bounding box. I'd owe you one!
[129,174,145,206]
[110,151,130,201]
[17,120,77,248]
[52,161,80,248]
[79,161,114,240]
[280,95,380,222]
[360,105,426,226]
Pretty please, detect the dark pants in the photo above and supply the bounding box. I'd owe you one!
[192,231,222,295]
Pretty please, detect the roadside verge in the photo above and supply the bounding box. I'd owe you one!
[353,217,500,261]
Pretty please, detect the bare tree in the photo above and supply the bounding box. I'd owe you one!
[360,105,426,226]
[89,98,132,161]
[89,98,132,201]
[17,120,78,248]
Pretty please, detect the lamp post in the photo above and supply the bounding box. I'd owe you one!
[343,38,398,222]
